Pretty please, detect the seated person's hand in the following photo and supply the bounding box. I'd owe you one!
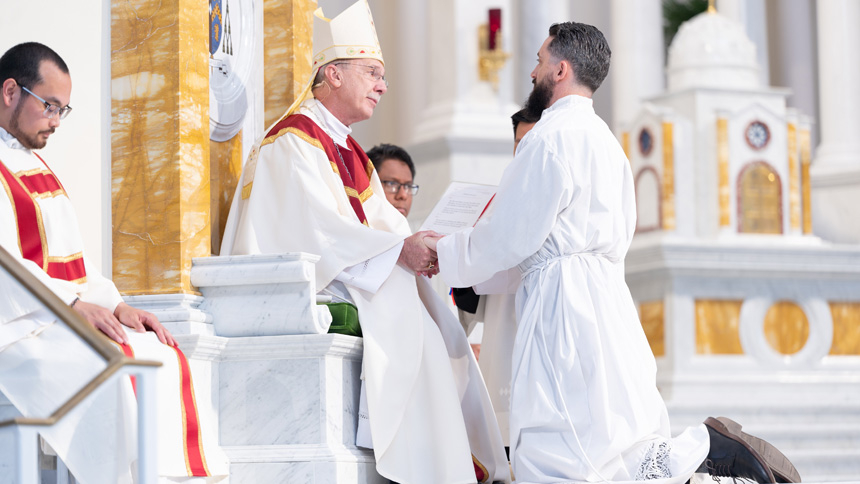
[73,300,130,345]
[114,302,177,347]
[399,230,441,274]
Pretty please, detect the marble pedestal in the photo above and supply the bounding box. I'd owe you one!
[217,334,383,484]
[135,254,385,484]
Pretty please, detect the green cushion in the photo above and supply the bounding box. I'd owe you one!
[322,302,362,337]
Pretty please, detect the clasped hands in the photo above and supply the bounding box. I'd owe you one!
[398,231,444,277]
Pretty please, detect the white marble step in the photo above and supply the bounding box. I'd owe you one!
[665,401,860,425]
[669,422,860,449]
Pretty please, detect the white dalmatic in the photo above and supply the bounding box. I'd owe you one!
[437,95,709,484]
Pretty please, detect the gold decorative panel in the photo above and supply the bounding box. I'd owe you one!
[111,0,211,295]
[210,132,243,255]
[799,128,812,234]
[787,123,800,231]
[695,300,744,354]
[264,0,315,127]
[738,162,782,234]
[763,301,809,355]
[717,118,730,227]
[830,302,860,355]
[639,301,665,357]
[661,122,675,230]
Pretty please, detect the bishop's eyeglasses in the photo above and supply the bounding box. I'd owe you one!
[20,85,73,120]
[334,62,389,88]
[381,180,419,196]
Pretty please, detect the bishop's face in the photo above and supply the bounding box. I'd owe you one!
[334,59,387,126]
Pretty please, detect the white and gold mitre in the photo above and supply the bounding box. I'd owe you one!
[312,0,384,73]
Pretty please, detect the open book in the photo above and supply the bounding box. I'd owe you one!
[419,181,497,236]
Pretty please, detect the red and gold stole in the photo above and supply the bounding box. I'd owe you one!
[262,114,375,225]
[0,154,86,283]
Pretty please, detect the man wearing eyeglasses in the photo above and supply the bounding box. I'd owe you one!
[220,2,507,483]
[0,42,226,482]
[366,143,418,217]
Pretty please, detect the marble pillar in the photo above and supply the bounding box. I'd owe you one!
[718,0,770,85]
[264,0,315,128]
[609,0,664,133]
[409,0,519,220]
[111,0,211,295]
[515,0,569,104]
[811,0,860,243]
[765,0,819,150]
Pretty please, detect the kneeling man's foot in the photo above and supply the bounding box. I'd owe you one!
[715,417,801,483]
[702,416,775,483]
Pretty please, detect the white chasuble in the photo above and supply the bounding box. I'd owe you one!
[221,99,508,484]
[437,95,709,484]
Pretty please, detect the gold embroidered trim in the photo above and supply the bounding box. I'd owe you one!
[14,168,49,178]
[32,189,66,199]
[359,186,373,203]
[262,126,325,152]
[47,252,84,263]
[241,182,253,200]
[345,186,359,198]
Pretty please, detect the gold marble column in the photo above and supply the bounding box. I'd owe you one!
[717,118,731,228]
[210,134,243,255]
[787,123,801,231]
[111,0,210,295]
[661,122,676,230]
[264,0,316,127]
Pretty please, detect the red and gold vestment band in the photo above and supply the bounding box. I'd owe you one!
[0,153,86,284]
[262,113,375,225]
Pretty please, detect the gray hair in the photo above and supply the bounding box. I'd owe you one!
[547,22,611,93]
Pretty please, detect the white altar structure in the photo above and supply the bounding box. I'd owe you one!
[621,10,860,482]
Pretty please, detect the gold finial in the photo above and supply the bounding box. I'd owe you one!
[708,0,717,14]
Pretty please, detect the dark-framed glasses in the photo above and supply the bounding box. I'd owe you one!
[334,62,389,88]
[20,85,72,120]
[381,180,419,195]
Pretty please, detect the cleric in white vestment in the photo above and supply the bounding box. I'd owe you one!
[0,42,226,483]
[429,22,797,484]
[219,2,508,483]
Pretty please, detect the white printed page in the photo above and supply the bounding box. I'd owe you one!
[419,182,497,236]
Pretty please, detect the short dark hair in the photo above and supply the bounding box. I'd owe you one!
[547,22,610,93]
[0,42,69,90]
[366,143,415,178]
[511,108,541,137]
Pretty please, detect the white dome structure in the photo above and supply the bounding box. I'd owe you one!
[667,11,760,91]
